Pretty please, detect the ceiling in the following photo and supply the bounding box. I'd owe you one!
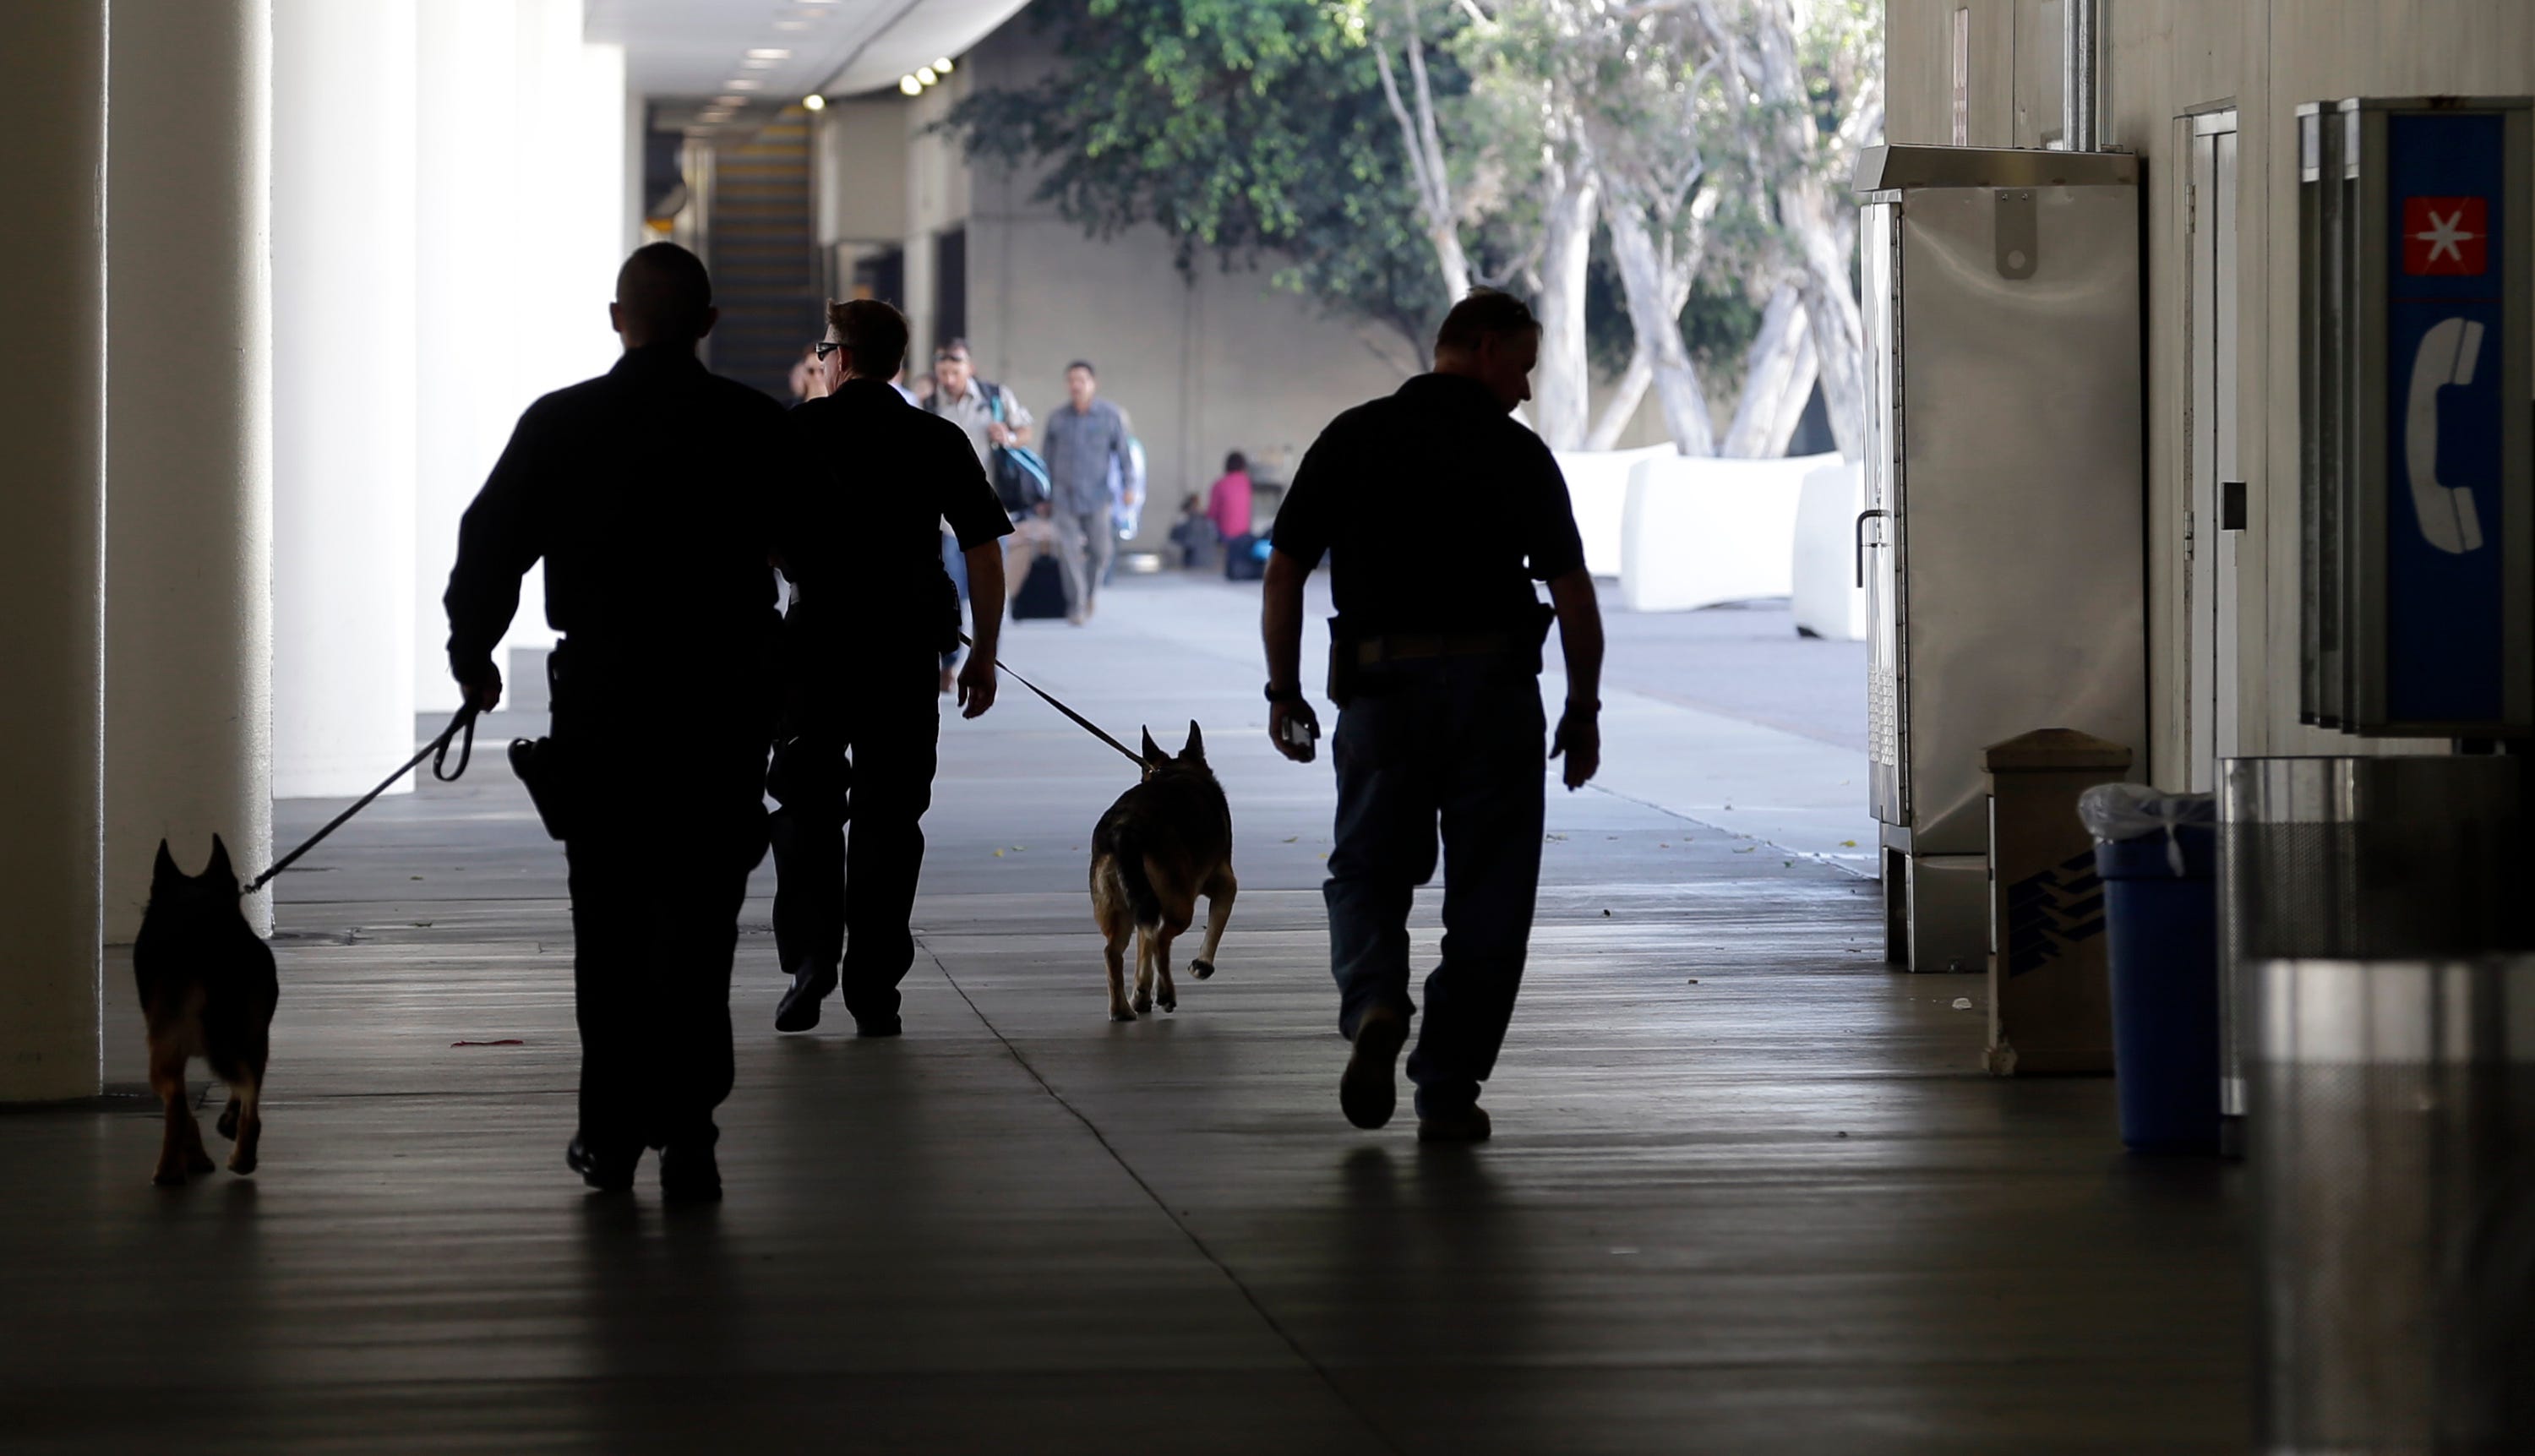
[587,0,1030,104]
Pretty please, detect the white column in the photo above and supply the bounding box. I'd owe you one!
[498,0,627,662]
[415,0,522,703]
[105,0,275,944]
[0,0,106,1100]
[272,0,419,799]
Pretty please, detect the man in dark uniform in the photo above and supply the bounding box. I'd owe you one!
[1262,288,1606,1143]
[444,243,793,1202]
[770,298,1012,1035]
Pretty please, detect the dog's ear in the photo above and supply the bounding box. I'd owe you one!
[1182,720,1205,761]
[1140,727,1165,766]
[206,834,235,885]
[153,839,181,885]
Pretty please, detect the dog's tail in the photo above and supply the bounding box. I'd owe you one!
[1112,828,1164,930]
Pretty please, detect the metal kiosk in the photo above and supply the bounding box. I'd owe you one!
[1852,145,2145,973]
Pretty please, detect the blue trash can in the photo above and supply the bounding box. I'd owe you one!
[2093,821,2220,1153]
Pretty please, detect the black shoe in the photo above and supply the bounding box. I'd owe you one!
[775,965,837,1033]
[853,1014,902,1039]
[566,1137,638,1192]
[658,1141,722,1203]
[1415,1104,1493,1144]
[1340,1006,1409,1130]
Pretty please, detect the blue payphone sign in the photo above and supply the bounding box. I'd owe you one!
[2384,112,2508,725]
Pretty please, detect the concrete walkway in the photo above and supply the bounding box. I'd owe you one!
[1,575,2247,1453]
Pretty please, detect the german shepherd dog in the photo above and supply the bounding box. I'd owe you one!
[1090,723,1237,1022]
[134,837,278,1185]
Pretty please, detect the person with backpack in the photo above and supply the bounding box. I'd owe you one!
[925,339,1055,617]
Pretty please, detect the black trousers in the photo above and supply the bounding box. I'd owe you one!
[1325,656,1546,1117]
[767,624,940,1024]
[551,645,773,1153]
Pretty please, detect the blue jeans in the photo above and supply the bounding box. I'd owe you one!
[1326,656,1546,1115]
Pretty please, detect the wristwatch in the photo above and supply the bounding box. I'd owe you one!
[1264,682,1305,705]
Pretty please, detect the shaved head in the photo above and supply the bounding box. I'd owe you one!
[613,243,714,346]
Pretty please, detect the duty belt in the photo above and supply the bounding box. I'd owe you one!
[1353,630,1528,666]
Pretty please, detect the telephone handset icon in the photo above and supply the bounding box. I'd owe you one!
[2404,317,2489,554]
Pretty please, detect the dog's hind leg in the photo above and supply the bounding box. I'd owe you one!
[225,1061,264,1175]
[1131,921,1156,1016]
[1153,920,1186,1013]
[1188,867,1238,981]
[149,1033,209,1186]
[1104,919,1137,1022]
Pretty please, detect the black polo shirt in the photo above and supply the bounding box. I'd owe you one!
[444,343,799,679]
[1271,372,1587,637]
[780,378,1013,625]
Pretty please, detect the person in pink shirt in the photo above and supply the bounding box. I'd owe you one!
[1208,453,1256,580]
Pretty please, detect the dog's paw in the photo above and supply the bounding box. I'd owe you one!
[1132,992,1153,1014]
[215,1104,240,1141]
[1158,997,1176,1013]
[1189,958,1215,980]
[1109,1006,1139,1023]
[227,1150,257,1176]
[184,1147,217,1176]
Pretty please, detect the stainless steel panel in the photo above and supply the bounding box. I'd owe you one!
[1892,183,2145,855]
[2249,955,2535,1450]
[1853,144,2136,192]
[1862,200,1904,825]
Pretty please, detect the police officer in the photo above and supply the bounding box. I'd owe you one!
[1261,288,1606,1143]
[444,243,794,1202]
[770,298,1012,1036]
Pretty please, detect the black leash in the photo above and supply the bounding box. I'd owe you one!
[241,705,478,897]
[958,632,1147,771]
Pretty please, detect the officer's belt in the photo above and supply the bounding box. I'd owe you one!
[1352,630,1529,667]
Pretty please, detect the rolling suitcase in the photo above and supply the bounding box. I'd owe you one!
[1012,552,1068,620]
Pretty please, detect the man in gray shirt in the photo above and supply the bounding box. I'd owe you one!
[1040,360,1131,624]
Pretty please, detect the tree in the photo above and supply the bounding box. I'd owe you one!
[946,0,1452,366]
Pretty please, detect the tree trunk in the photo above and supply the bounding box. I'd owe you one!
[1531,145,1595,449]
[1720,283,1814,457]
[1746,0,1867,461]
[1603,198,1714,455]
[1789,199,1864,460]
[1586,341,1653,450]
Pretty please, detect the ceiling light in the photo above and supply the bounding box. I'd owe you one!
[899,74,923,96]
[935,57,954,73]
[726,79,762,90]
[915,66,938,85]
[714,95,747,106]
[774,19,808,28]
[742,58,776,69]
[746,48,792,59]
[802,94,826,111]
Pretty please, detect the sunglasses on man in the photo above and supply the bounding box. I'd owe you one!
[812,341,844,361]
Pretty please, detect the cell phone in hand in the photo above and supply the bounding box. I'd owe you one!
[1281,716,1319,752]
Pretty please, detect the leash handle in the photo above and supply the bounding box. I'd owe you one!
[959,633,1148,771]
[242,704,479,897]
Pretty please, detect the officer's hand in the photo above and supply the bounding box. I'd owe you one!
[957,657,998,719]
[1269,698,1320,764]
[460,664,504,713]
[1551,703,1600,790]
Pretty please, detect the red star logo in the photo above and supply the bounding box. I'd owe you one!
[2404,196,2488,276]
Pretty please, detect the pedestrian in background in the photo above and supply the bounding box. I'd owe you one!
[1039,360,1131,624]
[1208,451,1254,578]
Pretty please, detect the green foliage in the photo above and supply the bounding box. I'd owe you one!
[946,0,1453,356]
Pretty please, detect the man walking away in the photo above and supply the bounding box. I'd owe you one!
[1040,360,1131,624]
[1261,288,1605,1143]
[444,243,793,1202]
[771,299,1011,1037]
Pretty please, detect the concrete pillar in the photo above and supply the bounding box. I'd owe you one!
[415,0,522,704]
[0,1,106,1101]
[105,0,275,945]
[272,0,418,799]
